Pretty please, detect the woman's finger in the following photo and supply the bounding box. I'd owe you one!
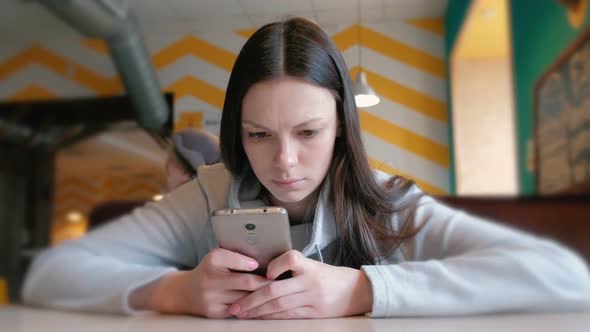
[205,248,259,272]
[237,291,310,319]
[230,277,305,315]
[219,290,250,305]
[210,272,271,291]
[257,306,315,320]
[265,250,306,280]
[201,304,235,319]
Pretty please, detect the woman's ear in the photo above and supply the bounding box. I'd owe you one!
[336,124,342,137]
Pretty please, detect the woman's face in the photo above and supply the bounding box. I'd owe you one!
[241,77,339,205]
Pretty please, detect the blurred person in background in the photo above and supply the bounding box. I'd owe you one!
[165,129,220,192]
[88,128,220,229]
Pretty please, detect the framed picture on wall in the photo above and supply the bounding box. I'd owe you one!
[534,26,590,195]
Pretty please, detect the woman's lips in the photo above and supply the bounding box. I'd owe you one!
[272,179,304,189]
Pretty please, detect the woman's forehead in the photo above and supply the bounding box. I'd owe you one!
[242,77,336,122]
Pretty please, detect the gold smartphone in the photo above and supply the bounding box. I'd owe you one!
[211,207,292,277]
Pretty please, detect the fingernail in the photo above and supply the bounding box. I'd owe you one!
[229,303,240,315]
[247,261,258,270]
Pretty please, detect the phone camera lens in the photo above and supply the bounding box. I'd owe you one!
[263,209,267,213]
[245,223,256,231]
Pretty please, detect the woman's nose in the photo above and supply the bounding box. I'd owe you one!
[275,140,297,169]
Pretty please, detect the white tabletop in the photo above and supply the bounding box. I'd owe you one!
[1,305,590,332]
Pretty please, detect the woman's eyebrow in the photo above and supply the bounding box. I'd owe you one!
[241,120,270,130]
[294,117,325,128]
[242,117,325,129]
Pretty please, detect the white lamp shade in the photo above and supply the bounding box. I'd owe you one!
[353,71,380,107]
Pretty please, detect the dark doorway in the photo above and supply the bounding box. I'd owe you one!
[0,93,174,302]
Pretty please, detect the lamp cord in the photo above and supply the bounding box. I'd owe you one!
[357,0,361,71]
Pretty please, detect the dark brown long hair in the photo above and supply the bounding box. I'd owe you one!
[220,17,424,268]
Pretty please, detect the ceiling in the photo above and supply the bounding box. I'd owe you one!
[1,0,448,183]
[130,0,448,28]
[1,0,448,41]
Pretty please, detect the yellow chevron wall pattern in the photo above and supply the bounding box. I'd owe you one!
[0,18,448,243]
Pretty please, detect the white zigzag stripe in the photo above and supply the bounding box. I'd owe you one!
[145,31,242,66]
[175,95,222,111]
[0,45,30,62]
[174,95,223,135]
[341,46,446,101]
[158,56,230,90]
[198,31,249,54]
[367,21,444,58]
[0,64,93,99]
[325,24,355,36]
[363,132,450,191]
[144,32,192,57]
[43,41,118,75]
[361,98,449,146]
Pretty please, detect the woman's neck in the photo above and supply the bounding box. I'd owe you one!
[268,191,318,225]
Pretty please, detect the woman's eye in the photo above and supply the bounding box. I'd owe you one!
[248,132,268,139]
[300,129,319,137]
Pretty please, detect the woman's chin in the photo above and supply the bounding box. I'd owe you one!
[267,188,312,206]
[271,193,305,205]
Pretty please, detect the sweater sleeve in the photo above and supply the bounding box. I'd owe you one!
[21,179,213,315]
[361,193,590,317]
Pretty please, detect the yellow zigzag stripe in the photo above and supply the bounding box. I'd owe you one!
[331,26,358,50]
[235,29,256,39]
[54,189,98,200]
[81,39,109,54]
[1,38,236,99]
[368,157,447,195]
[55,184,98,192]
[152,36,236,71]
[81,36,237,73]
[359,111,450,168]
[53,192,98,203]
[166,76,225,110]
[8,84,56,102]
[332,25,445,78]
[406,17,445,36]
[56,178,101,189]
[0,45,123,95]
[350,66,447,122]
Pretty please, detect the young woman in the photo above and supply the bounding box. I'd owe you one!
[22,17,590,319]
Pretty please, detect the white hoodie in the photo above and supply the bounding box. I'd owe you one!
[22,163,590,316]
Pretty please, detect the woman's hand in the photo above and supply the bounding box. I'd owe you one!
[131,248,270,318]
[227,250,373,319]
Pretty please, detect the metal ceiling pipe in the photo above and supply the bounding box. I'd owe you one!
[38,0,169,130]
